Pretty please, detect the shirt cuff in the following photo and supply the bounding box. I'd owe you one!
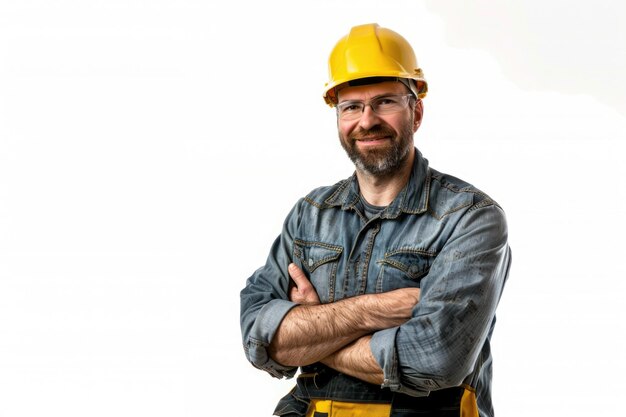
[370,328,400,387]
[370,327,432,397]
[246,299,298,379]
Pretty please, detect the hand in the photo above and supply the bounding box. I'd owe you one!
[288,263,321,305]
[394,287,421,307]
[363,287,421,329]
[389,287,421,319]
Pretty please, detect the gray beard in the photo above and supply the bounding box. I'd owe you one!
[339,121,414,177]
[350,139,411,176]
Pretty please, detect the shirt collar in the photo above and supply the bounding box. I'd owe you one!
[324,148,430,218]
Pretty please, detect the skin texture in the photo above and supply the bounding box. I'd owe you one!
[337,81,423,206]
[270,263,420,384]
[268,81,424,384]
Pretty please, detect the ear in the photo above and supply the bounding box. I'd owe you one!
[413,99,424,132]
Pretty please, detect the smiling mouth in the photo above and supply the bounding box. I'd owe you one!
[356,136,390,142]
[355,136,389,142]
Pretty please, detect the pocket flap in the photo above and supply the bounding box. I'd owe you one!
[380,248,436,280]
[293,239,343,273]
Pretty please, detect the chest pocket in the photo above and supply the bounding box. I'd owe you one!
[376,248,437,291]
[293,239,343,303]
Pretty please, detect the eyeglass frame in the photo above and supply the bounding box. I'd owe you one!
[335,94,416,121]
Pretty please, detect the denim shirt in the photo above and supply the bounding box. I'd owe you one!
[240,149,511,416]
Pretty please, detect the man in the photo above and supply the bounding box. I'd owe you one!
[240,23,511,417]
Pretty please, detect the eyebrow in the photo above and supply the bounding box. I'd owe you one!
[337,93,401,104]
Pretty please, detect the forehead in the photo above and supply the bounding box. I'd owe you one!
[337,81,409,102]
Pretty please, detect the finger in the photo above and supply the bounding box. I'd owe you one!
[288,263,310,288]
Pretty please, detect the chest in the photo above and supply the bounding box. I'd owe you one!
[292,210,445,303]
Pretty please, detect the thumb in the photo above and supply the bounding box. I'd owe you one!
[288,263,310,288]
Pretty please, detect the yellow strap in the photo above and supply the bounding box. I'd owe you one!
[306,387,478,417]
[460,386,479,417]
[307,399,391,417]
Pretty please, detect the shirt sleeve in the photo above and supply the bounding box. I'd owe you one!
[371,203,512,395]
[239,200,303,379]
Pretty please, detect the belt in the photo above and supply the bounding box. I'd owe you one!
[306,399,391,417]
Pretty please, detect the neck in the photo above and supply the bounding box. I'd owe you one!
[356,148,415,206]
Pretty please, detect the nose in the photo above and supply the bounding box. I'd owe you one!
[357,104,382,130]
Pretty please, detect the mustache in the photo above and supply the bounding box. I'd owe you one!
[350,126,396,140]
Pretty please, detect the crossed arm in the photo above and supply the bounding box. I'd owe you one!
[268,263,420,384]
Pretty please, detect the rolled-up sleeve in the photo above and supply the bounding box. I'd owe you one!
[371,203,512,395]
[244,298,298,378]
[240,200,303,379]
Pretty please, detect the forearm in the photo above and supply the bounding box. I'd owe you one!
[269,289,417,367]
[321,335,384,385]
[269,301,367,367]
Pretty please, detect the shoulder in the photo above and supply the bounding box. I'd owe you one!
[300,177,352,209]
[427,167,503,220]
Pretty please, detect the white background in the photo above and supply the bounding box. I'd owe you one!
[1,0,625,416]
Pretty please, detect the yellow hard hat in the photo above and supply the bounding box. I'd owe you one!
[323,23,428,107]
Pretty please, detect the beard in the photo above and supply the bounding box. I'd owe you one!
[339,116,414,177]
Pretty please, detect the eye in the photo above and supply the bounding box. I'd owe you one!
[375,96,401,107]
[338,102,363,113]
